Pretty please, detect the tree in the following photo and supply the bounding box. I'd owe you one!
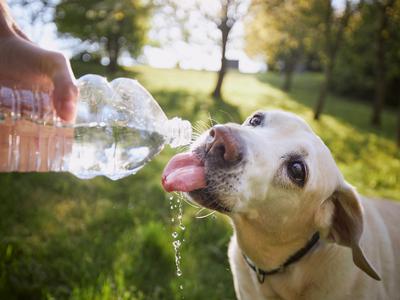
[54,0,152,73]
[154,0,247,101]
[330,0,400,144]
[397,102,400,147]
[371,0,396,127]
[211,0,246,100]
[246,0,312,91]
[313,0,361,120]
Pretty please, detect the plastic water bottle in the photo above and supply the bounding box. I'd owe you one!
[0,74,192,180]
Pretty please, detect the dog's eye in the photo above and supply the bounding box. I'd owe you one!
[249,114,263,127]
[287,161,306,186]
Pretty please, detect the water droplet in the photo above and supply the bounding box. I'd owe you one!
[171,218,175,222]
[177,270,182,277]
[179,284,183,290]
[169,196,174,200]
[172,232,178,239]
[179,224,186,230]
[173,240,181,248]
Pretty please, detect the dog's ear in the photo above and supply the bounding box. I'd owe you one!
[328,183,381,281]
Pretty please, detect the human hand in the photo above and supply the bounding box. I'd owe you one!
[0,1,78,122]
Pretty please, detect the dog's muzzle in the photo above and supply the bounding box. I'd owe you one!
[161,125,244,193]
[204,125,243,167]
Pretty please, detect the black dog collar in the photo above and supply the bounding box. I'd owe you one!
[242,232,320,283]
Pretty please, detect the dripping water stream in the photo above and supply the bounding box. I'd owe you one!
[169,194,185,296]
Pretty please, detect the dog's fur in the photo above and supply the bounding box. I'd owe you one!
[187,110,400,300]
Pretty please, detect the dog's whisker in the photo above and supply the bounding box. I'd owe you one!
[193,121,207,131]
[175,144,190,153]
[195,207,206,216]
[191,130,202,137]
[207,114,219,127]
[194,119,209,129]
[195,209,216,219]
[191,133,202,141]
[194,206,216,219]
[178,192,202,209]
[193,120,210,134]
[217,110,236,123]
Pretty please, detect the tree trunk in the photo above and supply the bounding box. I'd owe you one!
[397,101,400,148]
[106,35,120,74]
[108,56,118,73]
[212,16,231,100]
[371,3,386,127]
[313,0,353,120]
[212,56,227,100]
[397,102,400,147]
[371,0,394,127]
[314,63,333,120]
[282,56,296,92]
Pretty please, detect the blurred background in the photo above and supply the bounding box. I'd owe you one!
[1,0,399,299]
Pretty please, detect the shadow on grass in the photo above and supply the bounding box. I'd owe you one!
[71,61,139,80]
[256,72,397,143]
[151,89,242,125]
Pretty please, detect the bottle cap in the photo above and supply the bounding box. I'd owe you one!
[164,117,192,148]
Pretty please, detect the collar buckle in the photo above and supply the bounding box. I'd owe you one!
[255,267,265,284]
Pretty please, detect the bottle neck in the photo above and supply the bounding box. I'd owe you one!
[162,117,192,148]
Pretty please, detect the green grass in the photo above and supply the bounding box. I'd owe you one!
[1,65,399,300]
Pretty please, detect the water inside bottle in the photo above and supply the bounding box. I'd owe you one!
[68,123,166,180]
[0,115,72,172]
[0,115,166,179]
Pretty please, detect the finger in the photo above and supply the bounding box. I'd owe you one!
[50,54,78,122]
[0,1,15,37]
[12,23,31,42]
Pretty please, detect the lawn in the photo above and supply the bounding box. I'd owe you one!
[0,65,399,300]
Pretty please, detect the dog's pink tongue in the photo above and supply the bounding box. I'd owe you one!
[162,152,206,192]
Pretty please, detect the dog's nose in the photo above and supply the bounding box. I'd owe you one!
[206,125,242,163]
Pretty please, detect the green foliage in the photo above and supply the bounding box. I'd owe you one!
[55,0,152,71]
[246,0,313,69]
[0,66,399,300]
[332,1,400,107]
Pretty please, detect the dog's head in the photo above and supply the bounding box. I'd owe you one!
[162,110,380,280]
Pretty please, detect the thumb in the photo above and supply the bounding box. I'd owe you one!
[50,53,78,123]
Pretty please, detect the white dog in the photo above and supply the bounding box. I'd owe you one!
[162,110,400,300]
